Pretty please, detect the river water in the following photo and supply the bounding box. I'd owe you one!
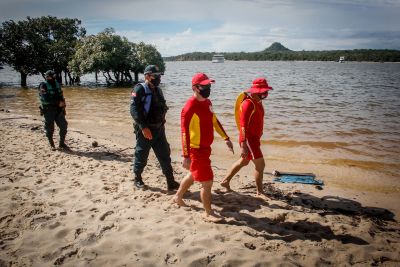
[1,61,400,190]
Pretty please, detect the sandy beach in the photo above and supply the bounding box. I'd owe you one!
[1,109,400,266]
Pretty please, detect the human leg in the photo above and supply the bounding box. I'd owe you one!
[133,129,152,188]
[43,110,56,149]
[252,157,266,195]
[55,110,68,149]
[200,180,223,222]
[152,127,179,190]
[220,157,250,191]
[172,172,193,206]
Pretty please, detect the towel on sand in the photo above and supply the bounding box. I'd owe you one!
[273,175,324,185]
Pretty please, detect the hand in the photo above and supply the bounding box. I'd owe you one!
[182,157,191,170]
[240,142,249,159]
[225,139,234,154]
[59,101,66,108]
[142,128,153,140]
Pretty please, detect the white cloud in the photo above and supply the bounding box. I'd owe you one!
[177,28,192,36]
[1,0,399,55]
[115,30,143,40]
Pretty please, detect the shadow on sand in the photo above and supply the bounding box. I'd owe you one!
[178,182,396,245]
[61,148,132,163]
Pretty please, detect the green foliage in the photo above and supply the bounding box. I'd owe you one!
[1,16,165,86]
[0,19,37,76]
[0,16,85,86]
[69,29,165,85]
[134,42,165,73]
[165,43,400,62]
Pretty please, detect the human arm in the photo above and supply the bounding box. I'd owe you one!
[182,157,191,170]
[130,84,148,130]
[239,99,256,158]
[38,82,48,106]
[181,101,194,159]
[59,88,66,108]
[239,99,255,143]
[213,114,234,154]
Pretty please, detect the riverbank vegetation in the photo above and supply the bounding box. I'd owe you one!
[0,16,164,87]
[165,42,400,62]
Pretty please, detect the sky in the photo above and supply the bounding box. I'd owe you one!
[1,0,399,57]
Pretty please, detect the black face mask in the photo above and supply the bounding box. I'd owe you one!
[198,85,211,98]
[151,76,161,87]
[259,92,268,99]
[47,78,56,85]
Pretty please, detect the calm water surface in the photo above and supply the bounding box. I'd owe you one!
[1,61,400,177]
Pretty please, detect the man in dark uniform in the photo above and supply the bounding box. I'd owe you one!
[38,70,69,150]
[130,65,180,191]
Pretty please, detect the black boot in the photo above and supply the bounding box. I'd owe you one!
[134,174,145,189]
[58,135,70,151]
[48,138,56,151]
[166,174,179,191]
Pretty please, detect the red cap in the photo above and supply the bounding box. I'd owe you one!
[192,73,215,86]
[247,78,273,94]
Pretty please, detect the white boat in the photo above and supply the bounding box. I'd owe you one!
[339,56,345,63]
[212,54,225,63]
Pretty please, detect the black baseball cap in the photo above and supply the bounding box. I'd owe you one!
[144,65,162,75]
[45,70,55,77]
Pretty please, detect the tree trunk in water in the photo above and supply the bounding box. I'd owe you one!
[67,72,73,85]
[55,72,62,84]
[20,72,27,87]
[134,72,139,83]
[125,71,133,83]
[95,72,98,82]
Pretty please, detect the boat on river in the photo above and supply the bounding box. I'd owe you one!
[212,54,225,63]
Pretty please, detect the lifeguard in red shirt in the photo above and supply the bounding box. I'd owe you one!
[173,73,234,223]
[220,77,273,197]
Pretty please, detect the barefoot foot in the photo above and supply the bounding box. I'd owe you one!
[203,212,224,223]
[171,196,187,207]
[220,180,232,191]
[255,192,269,201]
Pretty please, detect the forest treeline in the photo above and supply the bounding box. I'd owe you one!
[0,16,164,87]
[165,42,400,62]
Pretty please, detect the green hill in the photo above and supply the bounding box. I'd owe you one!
[263,42,291,52]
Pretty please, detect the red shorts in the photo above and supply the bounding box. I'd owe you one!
[189,147,213,182]
[244,138,263,160]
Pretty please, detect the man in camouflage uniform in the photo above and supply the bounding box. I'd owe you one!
[38,70,69,150]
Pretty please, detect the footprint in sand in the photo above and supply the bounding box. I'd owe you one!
[164,253,179,264]
[99,211,114,221]
[75,228,86,239]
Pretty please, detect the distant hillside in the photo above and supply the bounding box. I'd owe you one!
[164,42,400,62]
[263,42,291,52]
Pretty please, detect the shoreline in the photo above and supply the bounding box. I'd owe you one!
[1,110,400,266]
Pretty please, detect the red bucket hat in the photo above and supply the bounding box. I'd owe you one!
[247,78,273,94]
[192,73,215,86]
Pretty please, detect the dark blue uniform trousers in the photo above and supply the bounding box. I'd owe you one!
[133,126,173,178]
[43,108,68,143]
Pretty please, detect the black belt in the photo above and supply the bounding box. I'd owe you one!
[147,122,164,129]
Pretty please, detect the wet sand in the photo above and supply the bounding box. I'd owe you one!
[1,110,400,266]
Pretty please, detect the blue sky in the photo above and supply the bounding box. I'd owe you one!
[1,0,399,56]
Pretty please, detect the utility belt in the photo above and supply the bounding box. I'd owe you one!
[147,121,165,129]
[39,105,64,116]
[133,121,164,133]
